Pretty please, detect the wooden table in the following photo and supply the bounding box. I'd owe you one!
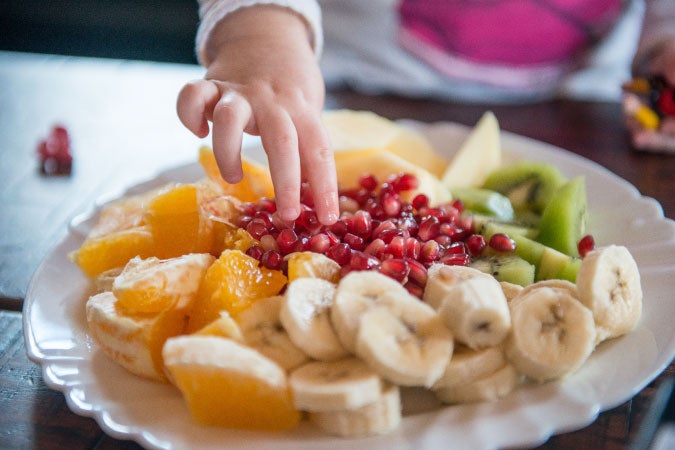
[1,51,673,449]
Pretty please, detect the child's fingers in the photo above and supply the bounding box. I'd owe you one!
[176,80,219,138]
[295,112,339,225]
[256,108,302,222]
[211,90,254,183]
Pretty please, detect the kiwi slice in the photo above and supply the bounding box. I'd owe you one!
[482,161,567,214]
[536,176,587,257]
[470,255,535,286]
[536,247,582,283]
[451,187,514,221]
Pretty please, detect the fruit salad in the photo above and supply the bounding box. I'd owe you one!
[72,110,643,438]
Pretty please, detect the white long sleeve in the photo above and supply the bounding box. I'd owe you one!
[196,0,322,66]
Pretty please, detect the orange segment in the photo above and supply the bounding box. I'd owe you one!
[113,254,214,314]
[145,183,216,259]
[86,291,195,381]
[198,146,274,202]
[71,225,155,277]
[163,335,301,430]
[187,249,287,332]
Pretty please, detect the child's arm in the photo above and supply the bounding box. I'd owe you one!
[177,3,338,224]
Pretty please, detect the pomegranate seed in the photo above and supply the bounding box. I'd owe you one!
[257,198,277,214]
[300,182,314,207]
[377,228,403,244]
[245,245,264,260]
[457,215,474,233]
[246,218,269,240]
[38,125,72,175]
[364,200,386,221]
[240,202,257,216]
[577,234,595,258]
[439,223,465,240]
[238,215,253,229]
[440,253,471,266]
[325,230,340,246]
[364,238,386,258]
[385,236,406,259]
[326,243,352,265]
[397,215,419,236]
[343,232,366,251]
[276,228,299,254]
[262,250,284,270]
[434,235,454,248]
[296,235,310,252]
[394,173,419,192]
[379,258,410,283]
[382,195,402,217]
[420,240,441,263]
[466,234,486,256]
[489,233,517,252]
[436,204,460,224]
[418,216,441,241]
[339,195,360,214]
[254,211,274,229]
[404,281,425,298]
[308,233,331,253]
[260,234,279,252]
[328,219,349,238]
[359,174,379,191]
[296,209,321,234]
[379,181,397,197]
[451,199,465,214]
[411,193,429,210]
[340,265,354,278]
[349,251,380,271]
[372,220,397,240]
[405,258,428,286]
[352,210,373,237]
[404,237,421,259]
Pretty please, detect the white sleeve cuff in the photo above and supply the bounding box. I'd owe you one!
[196,0,323,66]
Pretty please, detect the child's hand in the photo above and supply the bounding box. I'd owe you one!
[177,6,339,224]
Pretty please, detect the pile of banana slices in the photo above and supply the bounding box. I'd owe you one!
[203,244,642,437]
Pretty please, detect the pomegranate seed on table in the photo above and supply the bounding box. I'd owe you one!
[37,124,73,175]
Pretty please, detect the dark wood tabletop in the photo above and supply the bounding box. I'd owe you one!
[0,51,673,450]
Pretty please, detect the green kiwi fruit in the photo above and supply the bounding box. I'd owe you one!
[536,176,587,257]
[470,255,535,286]
[451,187,514,221]
[482,161,567,214]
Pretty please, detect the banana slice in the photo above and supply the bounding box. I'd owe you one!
[437,276,511,349]
[575,245,643,342]
[499,281,523,302]
[433,344,505,390]
[355,304,453,387]
[423,264,493,310]
[331,270,413,352]
[510,279,579,310]
[505,287,596,382]
[280,278,348,361]
[433,363,520,404]
[289,358,383,411]
[235,296,309,372]
[308,383,401,438]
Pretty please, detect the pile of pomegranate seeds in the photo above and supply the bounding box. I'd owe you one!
[36,125,73,175]
[238,173,514,296]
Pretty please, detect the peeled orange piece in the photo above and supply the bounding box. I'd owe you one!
[286,251,341,283]
[163,335,301,430]
[86,290,195,381]
[187,250,287,332]
[199,146,274,202]
[145,183,216,259]
[72,225,155,277]
[113,254,214,314]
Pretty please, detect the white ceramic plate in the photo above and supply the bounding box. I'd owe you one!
[24,121,675,450]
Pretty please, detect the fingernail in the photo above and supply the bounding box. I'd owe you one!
[279,208,299,221]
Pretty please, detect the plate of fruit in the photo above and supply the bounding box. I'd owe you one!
[24,110,675,450]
